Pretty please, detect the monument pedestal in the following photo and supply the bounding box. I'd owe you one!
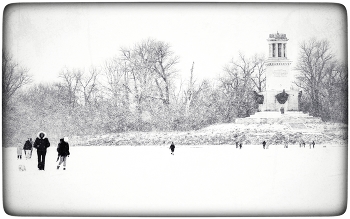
[259,89,299,112]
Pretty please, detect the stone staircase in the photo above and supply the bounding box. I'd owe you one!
[235,111,322,125]
[233,111,327,143]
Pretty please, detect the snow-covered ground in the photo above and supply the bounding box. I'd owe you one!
[2,144,347,216]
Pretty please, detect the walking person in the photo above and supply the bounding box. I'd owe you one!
[17,144,23,159]
[239,142,242,149]
[57,137,70,170]
[262,140,266,149]
[312,141,315,149]
[33,131,50,170]
[23,138,33,159]
[169,142,175,155]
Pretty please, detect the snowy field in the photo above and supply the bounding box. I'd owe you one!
[2,144,347,216]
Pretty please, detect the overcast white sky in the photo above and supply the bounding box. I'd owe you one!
[3,2,347,84]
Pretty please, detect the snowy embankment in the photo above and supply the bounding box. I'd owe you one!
[3,144,347,216]
[70,122,347,146]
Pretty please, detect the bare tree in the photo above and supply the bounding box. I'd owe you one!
[148,39,179,105]
[103,57,129,107]
[320,62,347,122]
[79,67,100,106]
[184,62,195,115]
[251,55,266,92]
[183,62,207,116]
[2,51,32,108]
[120,45,150,118]
[120,39,179,118]
[222,53,259,118]
[59,67,82,108]
[294,38,334,117]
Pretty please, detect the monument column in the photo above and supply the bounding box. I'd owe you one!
[284,44,287,58]
[274,43,278,58]
[281,43,285,58]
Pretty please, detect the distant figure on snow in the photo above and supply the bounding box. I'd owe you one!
[23,138,33,159]
[235,141,239,149]
[17,144,23,159]
[170,142,175,155]
[262,141,266,149]
[312,141,315,149]
[239,143,242,149]
[280,107,285,114]
[33,131,50,170]
[57,137,70,170]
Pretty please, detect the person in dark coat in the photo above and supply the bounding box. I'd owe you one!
[169,142,175,155]
[239,143,242,149]
[33,131,50,170]
[23,138,33,159]
[312,141,315,148]
[262,141,266,149]
[57,137,70,170]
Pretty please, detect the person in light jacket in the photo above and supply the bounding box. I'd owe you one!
[17,144,23,159]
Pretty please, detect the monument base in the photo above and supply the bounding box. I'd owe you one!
[259,90,299,112]
[235,111,322,125]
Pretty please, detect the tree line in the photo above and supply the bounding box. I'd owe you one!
[3,37,347,147]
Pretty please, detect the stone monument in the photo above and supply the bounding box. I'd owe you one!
[259,32,299,112]
[236,32,322,126]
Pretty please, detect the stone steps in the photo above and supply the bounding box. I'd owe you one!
[235,111,322,125]
[249,111,311,118]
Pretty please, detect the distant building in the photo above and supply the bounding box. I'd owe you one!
[259,32,299,112]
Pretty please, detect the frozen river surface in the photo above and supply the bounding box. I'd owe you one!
[2,144,347,216]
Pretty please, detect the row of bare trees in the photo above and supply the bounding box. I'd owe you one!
[2,51,32,109]
[3,37,347,147]
[294,38,347,122]
[218,53,266,121]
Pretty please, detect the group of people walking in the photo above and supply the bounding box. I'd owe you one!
[235,142,243,149]
[17,131,70,171]
[17,131,317,171]
[17,138,34,159]
[262,139,315,149]
[299,140,316,149]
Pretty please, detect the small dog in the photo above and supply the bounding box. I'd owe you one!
[18,164,26,171]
